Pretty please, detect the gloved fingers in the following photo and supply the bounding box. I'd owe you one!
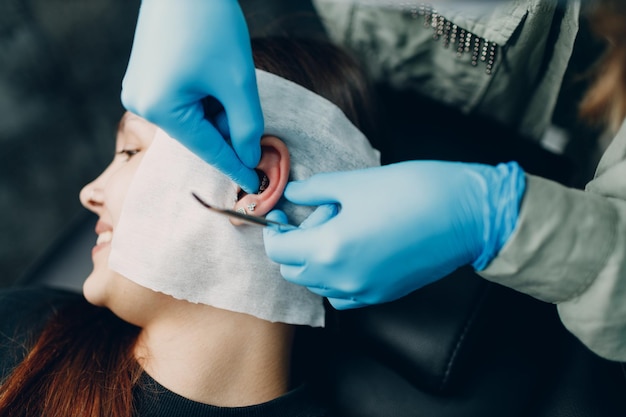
[327,297,368,310]
[279,264,347,291]
[170,105,260,193]
[195,125,259,193]
[299,204,338,229]
[263,210,294,236]
[298,284,345,299]
[264,209,289,225]
[202,99,262,182]
[202,97,230,140]
[264,211,337,271]
[279,264,307,282]
[283,173,346,206]
[264,228,307,267]
[217,78,264,170]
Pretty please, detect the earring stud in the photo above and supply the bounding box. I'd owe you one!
[236,207,247,215]
[247,202,257,212]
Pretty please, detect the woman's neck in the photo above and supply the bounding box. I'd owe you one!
[133,300,294,407]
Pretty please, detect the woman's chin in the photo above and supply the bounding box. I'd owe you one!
[82,273,108,307]
[82,266,125,308]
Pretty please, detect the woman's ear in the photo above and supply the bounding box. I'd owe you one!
[232,136,290,225]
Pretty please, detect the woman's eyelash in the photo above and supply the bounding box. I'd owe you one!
[116,149,140,160]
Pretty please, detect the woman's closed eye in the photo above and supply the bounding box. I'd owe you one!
[116,149,141,161]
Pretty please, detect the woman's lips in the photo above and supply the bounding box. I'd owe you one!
[96,230,113,245]
[92,225,113,256]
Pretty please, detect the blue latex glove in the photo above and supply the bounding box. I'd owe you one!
[263,160,526,309]
[122,0,263,193]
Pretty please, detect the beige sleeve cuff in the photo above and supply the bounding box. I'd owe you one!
[479,174,617,303]
[479,174,626,361]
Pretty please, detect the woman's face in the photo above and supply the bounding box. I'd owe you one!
[79,112,167,321]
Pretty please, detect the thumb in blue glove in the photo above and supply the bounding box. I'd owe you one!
[263,160,526,309]
[122,0,263,193]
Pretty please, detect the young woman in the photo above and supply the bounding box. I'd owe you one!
[0,37,380,417]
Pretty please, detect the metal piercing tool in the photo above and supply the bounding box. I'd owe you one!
[192,192,297,231]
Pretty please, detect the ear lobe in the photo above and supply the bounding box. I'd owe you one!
[232,136,290,225]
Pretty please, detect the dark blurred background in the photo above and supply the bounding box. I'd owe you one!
[0,0,141,287]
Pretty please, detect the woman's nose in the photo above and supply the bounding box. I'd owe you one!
[79,183,104,212]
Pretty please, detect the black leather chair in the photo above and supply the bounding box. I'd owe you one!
[18,1,626,415]
[292,86,626,417]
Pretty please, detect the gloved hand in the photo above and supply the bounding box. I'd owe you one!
[263,160,526,309]
[122,0,263,193]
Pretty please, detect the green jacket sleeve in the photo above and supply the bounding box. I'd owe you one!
[479,121,626,362]
[312,0,580,141]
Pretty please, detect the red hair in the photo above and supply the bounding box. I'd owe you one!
[0,298,141,417]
